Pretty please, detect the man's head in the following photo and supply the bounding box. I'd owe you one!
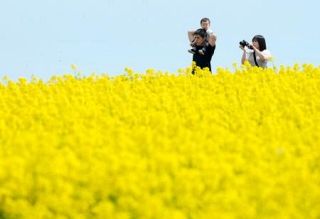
[193,28,207,46]
[200,17,211,30]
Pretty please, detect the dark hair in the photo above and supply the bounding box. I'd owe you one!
[193,28,207,39]
[200,17,211,24]
[252,35,267,51]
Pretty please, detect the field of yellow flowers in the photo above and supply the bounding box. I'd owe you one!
[0,64,320,218]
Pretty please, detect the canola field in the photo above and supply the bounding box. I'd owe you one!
[0,64,320,218]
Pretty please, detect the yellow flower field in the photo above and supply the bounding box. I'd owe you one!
[1,64,320,218]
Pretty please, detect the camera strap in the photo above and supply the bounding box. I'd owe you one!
[253,52,259,67]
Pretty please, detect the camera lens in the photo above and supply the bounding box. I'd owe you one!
[239,40,246,47]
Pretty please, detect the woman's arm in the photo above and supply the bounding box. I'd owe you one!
[252,46,271,61]
[240,46,247,64]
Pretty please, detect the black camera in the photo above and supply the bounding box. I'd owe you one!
[239,40,253,49]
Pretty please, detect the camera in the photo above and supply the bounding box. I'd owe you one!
[239,40,253,49]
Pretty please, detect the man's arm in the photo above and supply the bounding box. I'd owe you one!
[208,33,217,47]
[188,30,195,43]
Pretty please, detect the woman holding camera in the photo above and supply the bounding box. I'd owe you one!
[239,35,271,68]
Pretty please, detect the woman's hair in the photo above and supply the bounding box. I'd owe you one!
[252,35,267,51]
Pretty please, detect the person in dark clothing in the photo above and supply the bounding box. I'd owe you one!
[188,17,214,55]
[188,28,216,74]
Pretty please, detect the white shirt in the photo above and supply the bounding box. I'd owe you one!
[206,29,214,35]
[247,49,271,68]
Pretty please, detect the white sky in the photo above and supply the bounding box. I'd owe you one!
[0,0,319,79]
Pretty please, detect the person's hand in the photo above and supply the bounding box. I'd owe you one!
[250,44,257,51]
[239,45,246,51]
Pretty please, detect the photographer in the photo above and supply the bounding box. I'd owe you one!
[189,28,216,74]
[239,35,271,68]
[188,17,215,55]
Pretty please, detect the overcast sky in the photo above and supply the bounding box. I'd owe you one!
[1,0,319,80]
